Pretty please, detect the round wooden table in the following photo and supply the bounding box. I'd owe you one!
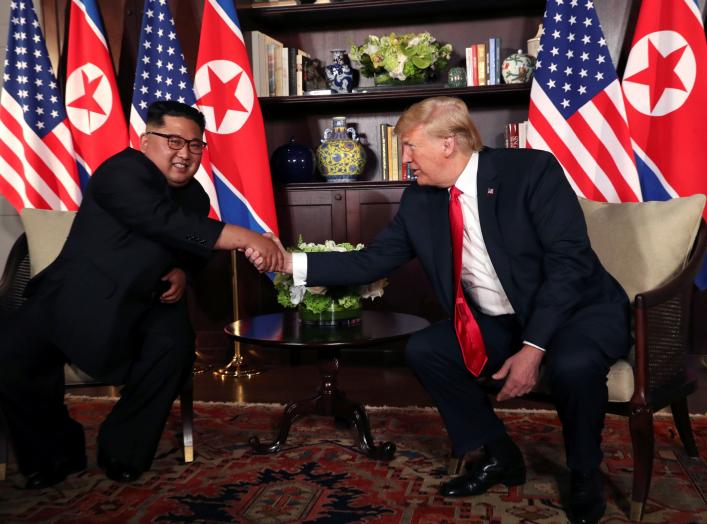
[225,310,430,460]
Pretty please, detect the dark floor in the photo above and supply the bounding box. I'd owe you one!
[78,344,707,414]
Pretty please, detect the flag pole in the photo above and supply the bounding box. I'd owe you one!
[214,251,261,377]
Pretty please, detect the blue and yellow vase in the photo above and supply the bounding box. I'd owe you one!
[316,116,366,182]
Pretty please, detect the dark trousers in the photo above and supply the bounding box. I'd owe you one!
[405,304,629,472]
[0,297,194,475]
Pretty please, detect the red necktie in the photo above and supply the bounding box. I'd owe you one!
[449,185,487,376]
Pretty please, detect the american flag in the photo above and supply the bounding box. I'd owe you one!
[0,0,81,211]
[527,0,642,203]
[195,0,278,235]
[129,0,221,218]
[65,0,128,185]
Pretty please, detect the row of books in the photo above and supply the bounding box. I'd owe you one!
[378,124,415,181]
[247,30,327,97]
[465,37,502,87]
[504,121,529,149]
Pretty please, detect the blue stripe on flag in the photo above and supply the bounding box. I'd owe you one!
[213,176,267,235]
[634,155,673,202]
[77,162,91,192]
[215,0,241,27]
[73,0,106,35]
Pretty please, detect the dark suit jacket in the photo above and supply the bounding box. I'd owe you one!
[26,148,225,380]
[307,147,629,357]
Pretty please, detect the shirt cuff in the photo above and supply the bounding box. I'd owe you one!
[292,252,308,286]
[523,340,546,352]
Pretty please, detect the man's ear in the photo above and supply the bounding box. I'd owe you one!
[442,135,456,157]
[139,133,150,153]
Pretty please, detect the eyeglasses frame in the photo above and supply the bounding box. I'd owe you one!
[145,131,207,154]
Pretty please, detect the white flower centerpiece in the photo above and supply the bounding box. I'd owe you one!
[349,31,453,86]
[274,239,388,326]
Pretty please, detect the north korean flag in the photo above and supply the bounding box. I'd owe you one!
[194,0,278,236]
[65,0,128,186]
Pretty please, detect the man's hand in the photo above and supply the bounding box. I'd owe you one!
[243,231,284,272]
[159,267,187,303]
[245,233,292,273]
[492,344,544,402]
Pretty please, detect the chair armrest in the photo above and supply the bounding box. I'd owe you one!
[0,233,30,315]
[632,221,707,405]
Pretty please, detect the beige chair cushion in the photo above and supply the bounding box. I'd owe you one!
[579,195,705,301]
[19,208,76,277]
[607,359,635,403]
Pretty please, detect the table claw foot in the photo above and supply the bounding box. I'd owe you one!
[350,403,396,460]
[249,402,302,454]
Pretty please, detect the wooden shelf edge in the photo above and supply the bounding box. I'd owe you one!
[275,180,413,190]
[259,83,531,107]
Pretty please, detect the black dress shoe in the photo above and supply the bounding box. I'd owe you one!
[25,454,87,489]
[440,453,526,497]
[569,469,606,524]
[97,451,143,483]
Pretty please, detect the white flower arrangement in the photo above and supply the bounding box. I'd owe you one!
[274,239,388,315]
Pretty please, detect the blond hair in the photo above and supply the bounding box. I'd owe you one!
[394,96,482,154]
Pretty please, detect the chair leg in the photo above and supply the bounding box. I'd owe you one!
[629,408,654,522]
[180,376,194,463]
[670,397,699,457]
[447,455,465,475]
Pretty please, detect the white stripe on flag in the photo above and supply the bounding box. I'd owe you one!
[3,92,81,206]
[0,115,62,209]
[530,86,620,202]
[631,139,679,198]
[71,0,109,49]
[208,0,245,44]
[0,154,33,208]
[129,106,146,149]
[526,120,586,198]
[577,83,642,199]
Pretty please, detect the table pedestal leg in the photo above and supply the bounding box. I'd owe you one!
[249,356,396,460]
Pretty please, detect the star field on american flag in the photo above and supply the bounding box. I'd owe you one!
[132,0,195,118]
[535,0,616,118]
[3,1,66,137]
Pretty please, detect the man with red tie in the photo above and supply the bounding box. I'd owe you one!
[263,96,630,524]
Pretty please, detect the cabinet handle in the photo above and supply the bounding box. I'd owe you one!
[334,193,343,201]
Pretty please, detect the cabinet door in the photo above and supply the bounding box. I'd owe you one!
[276,187,347,244]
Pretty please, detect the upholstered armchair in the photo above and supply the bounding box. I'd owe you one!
[456,195,707,522]
[0,209,195,481]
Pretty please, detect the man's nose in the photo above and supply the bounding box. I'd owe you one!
[401,147,412,163]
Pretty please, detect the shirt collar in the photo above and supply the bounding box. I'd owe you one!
[452,152,478,198]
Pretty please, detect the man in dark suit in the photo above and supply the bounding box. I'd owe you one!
[257,97,630,524]
[0,101,281,488]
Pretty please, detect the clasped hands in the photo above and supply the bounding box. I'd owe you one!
[242,232,291,274]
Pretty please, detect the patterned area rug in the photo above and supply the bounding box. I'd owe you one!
[0,397,705,523]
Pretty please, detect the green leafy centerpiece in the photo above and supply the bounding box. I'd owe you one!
[349,32,452,86]
[274,239,387,326]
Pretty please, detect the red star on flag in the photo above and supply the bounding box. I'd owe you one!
[67,70,106,115]
[624,39,688,112]
[196,67,247,130]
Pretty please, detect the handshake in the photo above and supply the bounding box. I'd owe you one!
[242,232,292,274]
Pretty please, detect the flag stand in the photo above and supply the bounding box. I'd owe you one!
[214,251,262,377]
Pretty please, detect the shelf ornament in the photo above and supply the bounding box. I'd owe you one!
[316,116,366,182]
[274,239,388,326]
[349,32,452,86]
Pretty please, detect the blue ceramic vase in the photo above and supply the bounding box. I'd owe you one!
[270,138,316,184]
[325,49,354,93]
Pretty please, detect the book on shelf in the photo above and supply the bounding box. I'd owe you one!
[504,120,528,148]
[476,43,487,86]
[465,37,502,87]
[379,124,390,181]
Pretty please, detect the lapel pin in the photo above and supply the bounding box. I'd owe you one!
[487,188,495,195]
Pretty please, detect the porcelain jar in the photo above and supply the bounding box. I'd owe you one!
[316,116,366,182]
[501,49,536,84]
[325,49,354,93]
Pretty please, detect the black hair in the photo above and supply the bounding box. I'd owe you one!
[146,100,206,133]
